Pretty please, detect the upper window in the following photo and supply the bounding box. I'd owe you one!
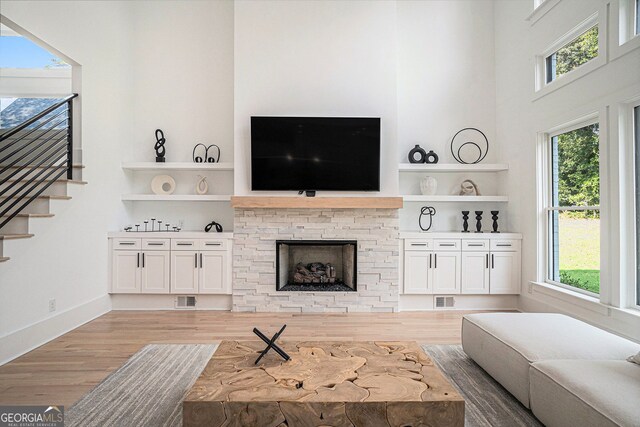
[547,123,600,295]
[546,26,599,84]
[636,0,640,35]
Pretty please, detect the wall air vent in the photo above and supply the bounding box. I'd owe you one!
[175,296,196,309]
[434,296,455,309]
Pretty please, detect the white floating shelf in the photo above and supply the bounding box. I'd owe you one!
[122,194,232,202]
[398,163,509,172]
[402,195,509,202]
[122,162,234,171]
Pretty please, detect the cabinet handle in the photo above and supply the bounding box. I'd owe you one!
[147,242,164,246]
[177,243,193,246]
[434,253,437,269]
[492,254,495,269]
[119,242,135,246]
[429,253,432,269]
[142,252,145,268]
[137,252,140,268]
[205,242,222,246]
[195,253,198,268]
[200,253,203,267]
[496,243,512,247]
[469,243,483,247]
[486,254,489,269]
[411,243,427,246]
[439,243,455,247]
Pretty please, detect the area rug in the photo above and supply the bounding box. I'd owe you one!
[423,345,542,427]
[66,344,217,427]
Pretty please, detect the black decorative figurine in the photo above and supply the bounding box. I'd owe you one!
[418,206,436,231]
[491,210,500,233]
[462,211,470,232]
[475,211,483,233]
[154,129,166,163]
[205,220,223,233]
[424,150,439,164]
[408,145,427,163]
[253,325,290,365]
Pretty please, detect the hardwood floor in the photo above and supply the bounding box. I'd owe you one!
[0,310,484,407]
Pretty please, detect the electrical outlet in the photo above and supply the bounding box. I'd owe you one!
[48,299,56,313]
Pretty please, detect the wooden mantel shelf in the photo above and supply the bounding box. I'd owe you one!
[230,196,403,209]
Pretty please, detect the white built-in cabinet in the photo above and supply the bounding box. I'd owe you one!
[109,234,232,295]
[402,234,521,295]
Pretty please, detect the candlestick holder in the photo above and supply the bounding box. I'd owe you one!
[461,211,470,233]
[475,211,483,233]
[491,211,500,233]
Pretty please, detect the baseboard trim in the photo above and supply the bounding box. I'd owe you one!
[0,294,111,366]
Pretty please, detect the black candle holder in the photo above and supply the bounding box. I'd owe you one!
[491,211,500,233]
[461,211,470,233]
[475,211,483,233]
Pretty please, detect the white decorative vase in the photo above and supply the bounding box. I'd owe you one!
[151,174,176,195]
[420,176,437,195]
[195,176,209,195]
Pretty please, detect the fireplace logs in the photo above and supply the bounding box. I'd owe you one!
[293,262,337,284]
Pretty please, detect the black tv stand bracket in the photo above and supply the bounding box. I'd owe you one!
[298,190,316,197]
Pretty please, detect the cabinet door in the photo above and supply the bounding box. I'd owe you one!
[112,251,140,293]
[199,251,228,294]
[432,252,461,294]
[171,251,199,293]
[141,251,170,293]
[490,252,521,294]
[403,251,432,294]
[461,252,490,294]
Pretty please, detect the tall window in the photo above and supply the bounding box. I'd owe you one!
[635,105,640,305]
[636,0,640,36]
[546,26,599,83]
[548,123,600,295]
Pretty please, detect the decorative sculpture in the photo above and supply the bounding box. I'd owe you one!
[419,206,436,231]
[475,211,483,233]
[420,176,437,195]
[253,325,290,365]
[424,150,439,164]
[205,220,223,233]
[408,145,427,163]
[154,129,166,163]
[491,210,500,233]
[450,127,489,164]
[195,176,209,195]
[462,211,470,233]
[459,179,480,196]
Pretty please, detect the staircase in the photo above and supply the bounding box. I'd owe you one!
[0,94,83,262]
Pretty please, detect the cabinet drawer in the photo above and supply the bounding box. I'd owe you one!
[462,239,489,251]
[433,239,460,251]
[142,238,170,250]
[404,239,432,251]
[199,239,228,251]
[113,238,141,250]
[490,239,521,251]
[171,239,199,250]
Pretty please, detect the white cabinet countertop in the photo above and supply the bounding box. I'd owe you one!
[399,231,522,239]
[108,231,234,239]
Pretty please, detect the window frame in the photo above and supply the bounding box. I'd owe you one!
[534,11,607,99]
[612,0,640,60]
[635,104,640,307]
[537,113,602,297]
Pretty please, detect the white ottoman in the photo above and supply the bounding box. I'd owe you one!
[530,360,640,427]
[461,313,640,407]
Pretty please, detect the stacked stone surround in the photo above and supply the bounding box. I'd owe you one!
[233,208,399,312]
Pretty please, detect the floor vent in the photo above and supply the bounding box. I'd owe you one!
[434,296,455,309]
[175,296,197,309]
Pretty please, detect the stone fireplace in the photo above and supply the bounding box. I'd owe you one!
[232,208,399,312]
[276,240,357,292]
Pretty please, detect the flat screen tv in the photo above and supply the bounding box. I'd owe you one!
[251,116,380,191]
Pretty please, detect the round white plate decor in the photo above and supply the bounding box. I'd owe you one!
[151,174,176,195]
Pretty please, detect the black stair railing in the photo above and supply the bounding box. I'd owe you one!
[0,94,78,229]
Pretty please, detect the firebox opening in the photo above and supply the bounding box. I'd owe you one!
[276,240,357,292]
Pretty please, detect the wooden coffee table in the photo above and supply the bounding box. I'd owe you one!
[183,340,464,426]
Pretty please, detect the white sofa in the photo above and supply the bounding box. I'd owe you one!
[462,313,640,427]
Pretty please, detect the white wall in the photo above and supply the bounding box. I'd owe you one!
[233,0,399,196]
[0,1,133,363]
[494,0,640,341]
[396,0,503,232]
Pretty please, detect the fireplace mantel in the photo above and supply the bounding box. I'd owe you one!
[230,196,403,209]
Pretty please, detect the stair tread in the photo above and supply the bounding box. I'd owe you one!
[0,233,34,240]
[0,257,10,262]
[0,213,55,218]
[0,195,71,200]
[4,178,87,185]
